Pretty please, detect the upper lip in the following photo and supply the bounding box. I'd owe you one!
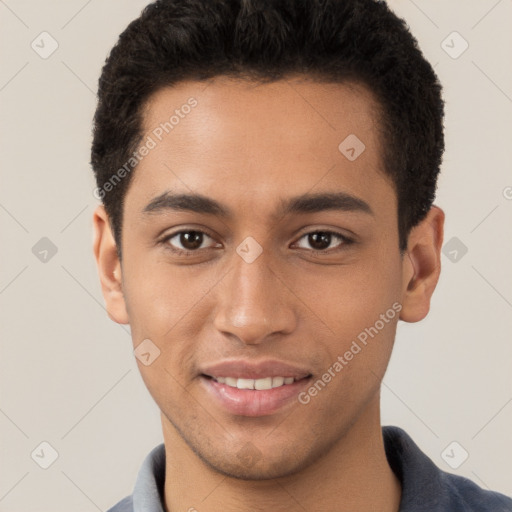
[200,359,312,380]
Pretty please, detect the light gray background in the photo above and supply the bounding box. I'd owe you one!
[1,1,511,510]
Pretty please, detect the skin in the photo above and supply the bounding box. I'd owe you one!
[93,76,444,512]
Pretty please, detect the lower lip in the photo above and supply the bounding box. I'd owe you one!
[200,376,311,417]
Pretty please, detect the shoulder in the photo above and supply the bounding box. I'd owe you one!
[438,470,512,511]
[383,426,512,512]
[106,495,133,512]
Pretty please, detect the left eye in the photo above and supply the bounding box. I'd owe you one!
[294,231,350,252]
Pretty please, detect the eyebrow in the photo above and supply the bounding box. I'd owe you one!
[142,190,374,218]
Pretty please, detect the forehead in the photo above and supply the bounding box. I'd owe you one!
[127,76,395,221]
[142,76,382,157]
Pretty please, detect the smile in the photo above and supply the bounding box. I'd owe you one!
[211,376,297,390]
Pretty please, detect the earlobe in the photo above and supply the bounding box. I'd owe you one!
[399,206,445,323]
[92,205,130,325]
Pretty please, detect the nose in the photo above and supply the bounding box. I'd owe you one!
[213,248,296,345]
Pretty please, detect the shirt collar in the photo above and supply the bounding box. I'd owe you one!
[132,442,166,512]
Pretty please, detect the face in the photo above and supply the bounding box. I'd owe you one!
[94,76,442,480]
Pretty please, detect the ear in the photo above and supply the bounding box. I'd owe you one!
[399,206,445,323]
[92,205,129,324]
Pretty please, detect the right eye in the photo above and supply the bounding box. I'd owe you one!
[160,230,220,255]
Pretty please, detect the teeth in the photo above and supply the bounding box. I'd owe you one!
[213,376,298,390]
[255,377,272,390]
[272,376,284,387]
[225,377,237,387]
[237,378,255,390]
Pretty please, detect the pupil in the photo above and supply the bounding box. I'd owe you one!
[309,232,330,250]
[181,231,202,250]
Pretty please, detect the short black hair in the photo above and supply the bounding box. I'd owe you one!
[91,0,444,257]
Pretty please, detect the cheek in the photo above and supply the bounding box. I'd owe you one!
[122,253,215,341]
[309,254,402,374]
[121,254,221,402]
[318,262,401,329]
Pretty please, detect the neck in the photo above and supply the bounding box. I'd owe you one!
[161,396,401,512]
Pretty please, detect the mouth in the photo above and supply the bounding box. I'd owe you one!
[199,361,312,417]
[206,375,301,390]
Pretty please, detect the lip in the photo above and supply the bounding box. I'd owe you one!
[200,359,311,380]
[199,359,312,417]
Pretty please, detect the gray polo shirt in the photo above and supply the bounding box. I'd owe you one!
[107,426,512,511]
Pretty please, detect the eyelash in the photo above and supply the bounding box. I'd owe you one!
[159,229,354,256]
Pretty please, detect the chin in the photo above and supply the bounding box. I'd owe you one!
[204,456,307,481]
[191,440,320,482]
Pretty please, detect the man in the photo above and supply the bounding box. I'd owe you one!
[91,0,512,511]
